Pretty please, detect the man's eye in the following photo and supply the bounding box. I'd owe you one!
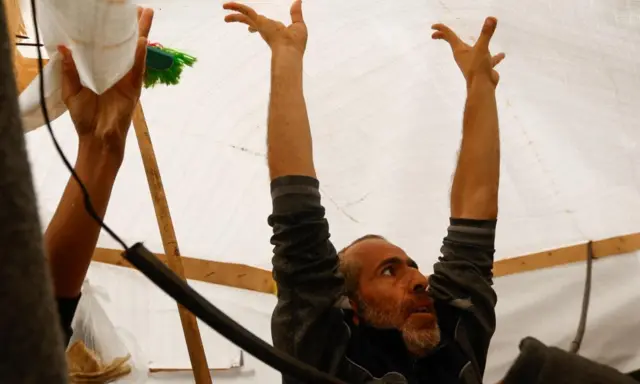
[382,267,393,276]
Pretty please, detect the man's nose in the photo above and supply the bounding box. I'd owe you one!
[410,272,429,293]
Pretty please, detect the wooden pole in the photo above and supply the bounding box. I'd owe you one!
[132,103,212,383]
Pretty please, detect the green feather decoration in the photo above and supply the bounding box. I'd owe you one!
[144,45,197,88]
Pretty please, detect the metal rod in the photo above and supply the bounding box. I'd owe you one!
[569,241,594,354]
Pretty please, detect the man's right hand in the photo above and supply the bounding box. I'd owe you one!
[432,17,505,87]
[223,0,307,56]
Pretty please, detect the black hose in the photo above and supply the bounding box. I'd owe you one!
[124,243,348,384]
[569,241,594,354]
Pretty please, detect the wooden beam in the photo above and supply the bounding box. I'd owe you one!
[94,231,640,294]
[132,104,212,383]
[5,0,47,94]
[149,368,239,374]
[493,231,640,278]
[92,248,276,294]
[15,57,47,94]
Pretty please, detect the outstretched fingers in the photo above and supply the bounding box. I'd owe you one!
[224,13,258,31]
[223,2,259,19]
[290,0,304,24]
[431,23,463,48]
[223,2,260,31]
[475,16,497,51]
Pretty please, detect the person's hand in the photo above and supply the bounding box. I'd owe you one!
[432,17,505,87]
[58,7,154,158]
[223,0,307,55]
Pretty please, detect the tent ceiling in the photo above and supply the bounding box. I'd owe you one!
[26,0,640,271]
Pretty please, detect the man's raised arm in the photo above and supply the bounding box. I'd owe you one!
[428,17,505,376]
[224,1,347,377]
[445,19,502,221]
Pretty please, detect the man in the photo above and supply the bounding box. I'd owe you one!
[224,1,504,383]
[45,7,154,346]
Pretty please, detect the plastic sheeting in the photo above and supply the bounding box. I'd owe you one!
[19,0,139,131]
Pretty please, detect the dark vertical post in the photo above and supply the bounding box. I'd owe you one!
[0,2,68,382]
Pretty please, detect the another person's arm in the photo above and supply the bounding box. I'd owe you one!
[46,141,123,343]
[501,337,639,384]
[47,7,154,345]
[224,1,348,377]
[428,17,504,375]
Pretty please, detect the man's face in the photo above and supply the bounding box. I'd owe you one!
[345,238,441,355]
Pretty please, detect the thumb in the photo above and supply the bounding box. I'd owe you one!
[475,17,497,51]
[58,45,82,96]
[129,37,148,88]
[492,70,500,85]
[290,0,304,24]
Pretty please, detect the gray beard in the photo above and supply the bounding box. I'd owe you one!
[402,324,442,356]
[357,299,442,354]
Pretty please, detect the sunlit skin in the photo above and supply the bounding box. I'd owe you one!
[344,237,441,356]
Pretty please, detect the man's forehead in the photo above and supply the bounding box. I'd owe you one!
[347,237,409,262]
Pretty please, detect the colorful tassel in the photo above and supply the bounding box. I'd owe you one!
[144,43,197,88]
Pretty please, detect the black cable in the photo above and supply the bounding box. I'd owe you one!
[28,3,348,383]
[124,244,348,384]
[569,240,593,354]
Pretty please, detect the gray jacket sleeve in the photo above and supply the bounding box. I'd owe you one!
[268,176,349,377]
[429,218,498,375]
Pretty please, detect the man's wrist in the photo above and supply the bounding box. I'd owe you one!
[271,45,304,62]
[466,73,496,92]
[271,47,304,83]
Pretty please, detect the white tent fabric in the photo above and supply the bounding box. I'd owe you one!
[22,0,640,382]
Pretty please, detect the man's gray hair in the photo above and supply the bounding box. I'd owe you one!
[338,234,386,298]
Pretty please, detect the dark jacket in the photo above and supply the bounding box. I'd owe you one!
[268,176,498,384]
[503,337,639,384]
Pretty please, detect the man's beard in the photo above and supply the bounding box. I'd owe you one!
[401,317,441,356]
[357,297,441,355]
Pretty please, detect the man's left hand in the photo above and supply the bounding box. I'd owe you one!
[58,7,154,158]
[432,17,505,87]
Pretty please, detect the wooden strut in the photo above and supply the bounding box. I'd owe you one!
[132,104,212,383]
[149,368,239,374]
[92,247,276,294]
[93,231,640,295]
